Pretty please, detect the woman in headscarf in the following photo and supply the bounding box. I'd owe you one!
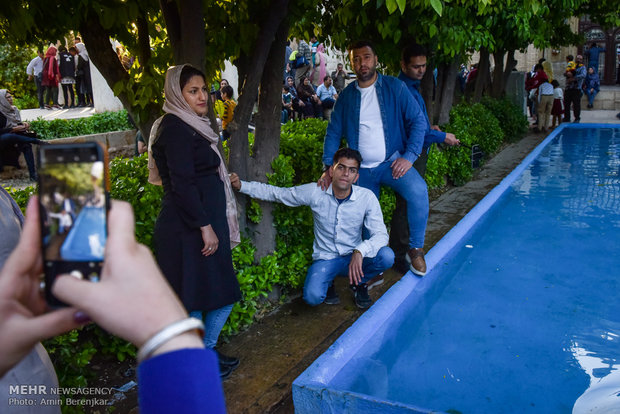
[75,43,93,107]
[41,46,60,109]
[311,44,327,86]
[148,64,241,379]
[0,89,46,181]
[296,76,321,118]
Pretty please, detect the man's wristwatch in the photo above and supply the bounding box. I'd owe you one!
[353,249,363,257]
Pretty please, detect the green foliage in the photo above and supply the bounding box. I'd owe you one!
[280,119,327,184]
[109,153,163,249]
[0,42,39,109]
[379,187,396,228]
[425,145,449,189]
[480,96,528,142]
[443,101,504,186]
[3,186,36,214]
[29,111,133,139]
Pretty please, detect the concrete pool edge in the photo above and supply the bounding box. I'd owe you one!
[292,124,620,412]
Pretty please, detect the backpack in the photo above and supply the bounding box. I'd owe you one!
[289,50,308,69]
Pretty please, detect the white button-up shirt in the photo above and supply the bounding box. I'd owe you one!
[239,181,388,261]
[26,56,43,76]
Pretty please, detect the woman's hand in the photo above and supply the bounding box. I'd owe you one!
[11,125,27,133]
[200,225,219,256]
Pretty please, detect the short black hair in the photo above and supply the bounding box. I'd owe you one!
[179,65,206,90]
[283,85,290,92]
[323,75,331,82]
[534,63,543,71]
[58,45,67,52]
[349,40,376,55]
[567,54,574,61]
[401,43,427,63]
[221,85,234,98]
[333,148,362,168]
[551,79,560,88]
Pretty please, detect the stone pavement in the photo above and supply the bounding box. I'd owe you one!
[20,106,96,122]
[218,113,620,414]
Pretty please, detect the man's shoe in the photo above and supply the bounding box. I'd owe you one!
[392,258,409,274]
[406,248,427,276]
[367,273,384,291]
[573,118,580,123]
[216,350,240,368]
[351,283,372,309]
[219,362,234,380]
[324,282,340,305]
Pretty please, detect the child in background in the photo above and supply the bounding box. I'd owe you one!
[551,80,564,128]
[565,55,576,72]
[282,85,293,124]
[220,85,236,141]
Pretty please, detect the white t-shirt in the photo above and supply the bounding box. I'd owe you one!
[356,83,385,168]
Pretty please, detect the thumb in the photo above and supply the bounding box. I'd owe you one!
[52,274,98,312]
[21,307,85,342]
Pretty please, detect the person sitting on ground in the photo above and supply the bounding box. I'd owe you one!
[296,76,320,119]
[230,148,394,309]
[584,66,600,109]
[220,85,236,140]
[315,75,338,113]
[281,85,293,124]
[0,199,226,413]
[286,76,305,120]
[0,89,47,181]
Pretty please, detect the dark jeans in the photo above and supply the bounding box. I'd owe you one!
[564,89,581,121]
[0,133,41,179]
[321,97,335,109]
[62,83,75,107]
[34,76,44,108]
[44,86,58,106]
[388,150,430,262]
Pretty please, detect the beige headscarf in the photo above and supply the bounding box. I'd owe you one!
[148,64,240,248]
[0,89,22,128]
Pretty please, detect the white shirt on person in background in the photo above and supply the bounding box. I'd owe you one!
[553,87,563,100]
[356,83,385,168]
[26,56,43,77]
[239,181,388,260]
[316,84,337,101]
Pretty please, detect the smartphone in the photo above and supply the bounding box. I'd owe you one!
[38,143,110,306]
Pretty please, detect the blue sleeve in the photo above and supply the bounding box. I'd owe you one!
[400,83,425,164]
[138,348,226,414]
[425,129,446,146]
[323,92,345,166]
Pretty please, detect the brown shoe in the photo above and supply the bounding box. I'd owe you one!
[406,248,427,276]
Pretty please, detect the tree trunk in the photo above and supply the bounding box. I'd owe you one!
[431,62,444,123]
[438,58,459,125]
[491,50,506,98]
[502,50,518,95]
[79,14,160,140]
[228,0,290,221]
[178,0,205,69]
[420,65,434,116]
[247,18,289,258]
[473,47,491,102]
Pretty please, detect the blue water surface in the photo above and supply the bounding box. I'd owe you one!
[329,127,620,413]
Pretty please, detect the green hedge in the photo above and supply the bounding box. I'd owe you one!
[29,110,133,139]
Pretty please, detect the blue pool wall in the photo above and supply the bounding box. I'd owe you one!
[292,124,619,413]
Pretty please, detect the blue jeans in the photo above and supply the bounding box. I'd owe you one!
[303,246,394,306]
[190,304,233,348]
[585,89,598,106]
[358,157,429,248]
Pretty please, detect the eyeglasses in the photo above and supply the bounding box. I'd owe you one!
[334,164,358,175]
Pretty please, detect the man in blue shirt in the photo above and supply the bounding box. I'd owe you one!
[231,148,393,309]
[390,44,461,273]
[585,42,605,74]
[316,75,338,110]
[319,40,429,276]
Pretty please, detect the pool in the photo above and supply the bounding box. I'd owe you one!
[293,124,620,413]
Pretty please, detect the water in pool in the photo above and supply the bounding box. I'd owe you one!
[329,127,620,413]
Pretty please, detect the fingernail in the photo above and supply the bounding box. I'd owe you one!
[74,311,91,324]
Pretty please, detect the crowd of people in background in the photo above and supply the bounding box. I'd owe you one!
[25,37,93,110]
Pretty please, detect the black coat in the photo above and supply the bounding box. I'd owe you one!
[152,114,240,312]
[58,52,75,78]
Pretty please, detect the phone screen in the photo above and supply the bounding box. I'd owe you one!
[38,143,108,305]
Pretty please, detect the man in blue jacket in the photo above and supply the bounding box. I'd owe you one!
[389,44,461,273]
[318,40,430,276]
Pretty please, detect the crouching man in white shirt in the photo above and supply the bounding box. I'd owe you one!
[230,148,393,309]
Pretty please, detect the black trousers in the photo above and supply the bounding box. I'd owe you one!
[564,89,581,121]
[388,150,429,262]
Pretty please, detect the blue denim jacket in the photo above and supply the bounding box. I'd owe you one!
[322,73,426,166]
[398,72,446,151]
